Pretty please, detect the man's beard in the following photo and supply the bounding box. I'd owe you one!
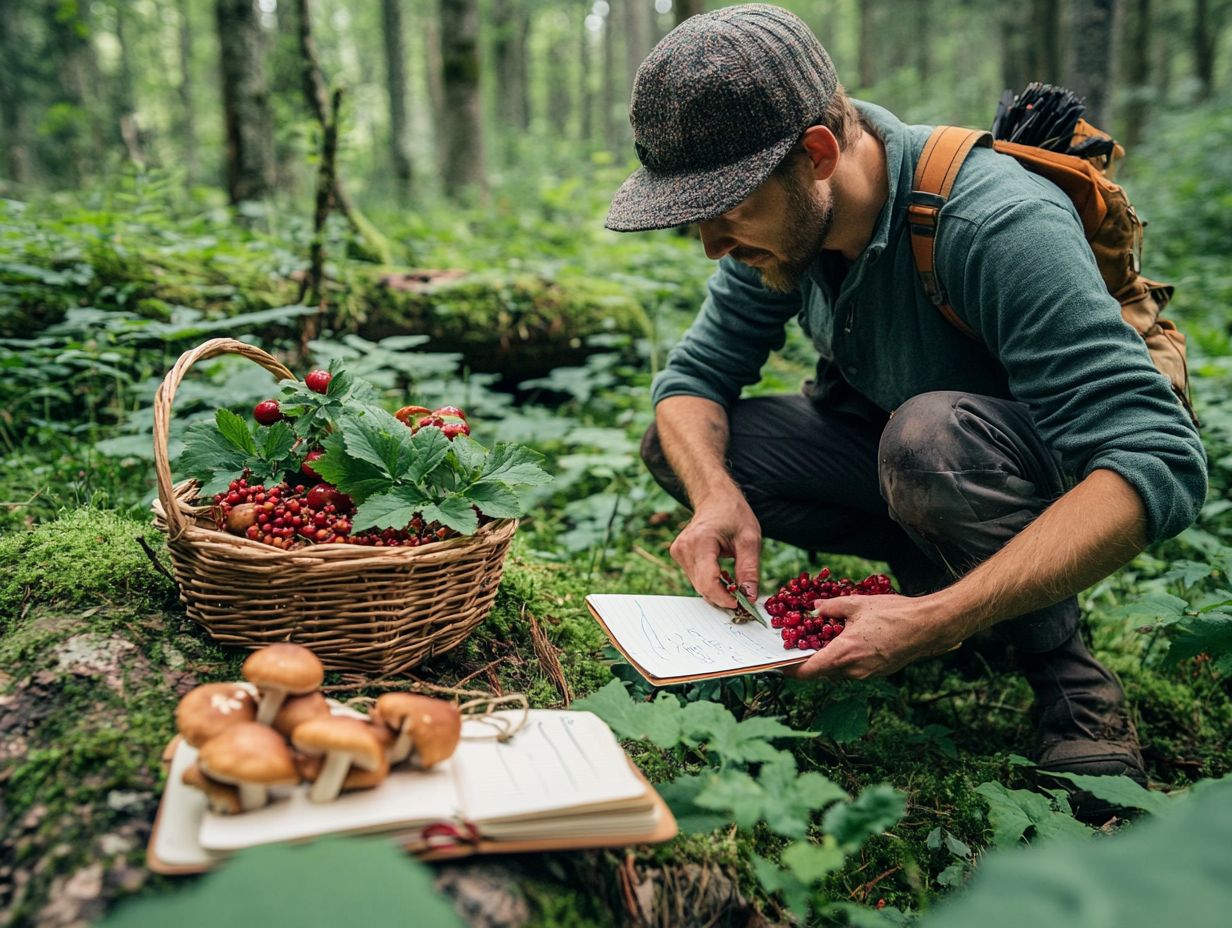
[744,167,833,293]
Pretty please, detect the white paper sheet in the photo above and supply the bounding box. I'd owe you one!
[586,593,813,681]
[454,710,647,824]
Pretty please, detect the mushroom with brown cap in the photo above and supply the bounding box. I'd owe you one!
[198,721,299,811]
[295,739,390,793]
[174,683,257,748]
[182,762,243,815]
[242,643,324,725]
[372,693,461,767]
[291,716,385,803]
[272,691,332,740]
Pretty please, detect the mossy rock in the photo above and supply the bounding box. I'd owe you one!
[355,270,651,381]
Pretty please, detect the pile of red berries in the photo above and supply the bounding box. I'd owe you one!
[765,568,895,651]
[211,476,454,550]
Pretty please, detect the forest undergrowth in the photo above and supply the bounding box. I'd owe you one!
[0,101,1230,927]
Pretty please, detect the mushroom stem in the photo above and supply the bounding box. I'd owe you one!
[390,723,413,765]
[238,784,268,811]
[309,752,351,803]
[255,688,288,726]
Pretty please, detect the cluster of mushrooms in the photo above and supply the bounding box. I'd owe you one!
[174,643,462,813]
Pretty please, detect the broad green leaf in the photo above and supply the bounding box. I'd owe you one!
[101,837,463,926]
[918,779,1232,928]
[481,442,553,487]
[1108,591,1190,627]
[216,408,256,453]
[341,412,412,479]
[937,861,967,888]
[694,751,847,839]
[351,488,426,532]
[681,701,813,765]
[450,433,487,476]
[422,495,480,535]
[468,481,523,519]
[257,420,296,462]
[812,695,871,743]
[1164,612,1232,670]
[657,774,732,834]
[571,680,686,749]
[781,838,845,883]
[974,782,1091,847]
[1037,771,1175,816]
[822,784,906,849]
[752,854,814,922]
[408,426,452,483]
[310,437,391,503]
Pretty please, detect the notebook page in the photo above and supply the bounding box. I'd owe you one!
[198,753,462,851]
[586,593,813,680]
[457,710,647,824]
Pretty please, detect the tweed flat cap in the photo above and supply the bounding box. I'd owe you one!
[605,4,837,232]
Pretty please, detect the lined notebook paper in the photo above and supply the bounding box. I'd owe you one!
[586,593,813,685]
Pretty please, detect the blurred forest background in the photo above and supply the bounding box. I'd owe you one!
[2,0,1229,207]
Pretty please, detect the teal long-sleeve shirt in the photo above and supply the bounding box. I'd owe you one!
[650,101,1207,543]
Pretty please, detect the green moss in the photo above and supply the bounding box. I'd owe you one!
[0,509,177,622]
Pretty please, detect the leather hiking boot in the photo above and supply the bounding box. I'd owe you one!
[1016,631,1146,820]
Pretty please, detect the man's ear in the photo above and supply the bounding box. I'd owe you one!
[800,125,840,182]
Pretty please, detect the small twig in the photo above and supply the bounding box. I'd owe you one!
[850,865,900,902]
[631,543,677,577]
[135,535,177,584]
[454,658,507,689]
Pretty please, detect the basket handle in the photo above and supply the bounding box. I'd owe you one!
[154,338,297,538]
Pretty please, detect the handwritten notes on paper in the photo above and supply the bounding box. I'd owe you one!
[586,594,814,682]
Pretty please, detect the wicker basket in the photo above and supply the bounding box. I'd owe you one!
[152,338,518,675]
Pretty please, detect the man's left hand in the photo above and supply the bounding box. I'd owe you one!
[782,593,962,680]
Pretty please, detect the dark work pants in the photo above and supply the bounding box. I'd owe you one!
[641,391,1080,654]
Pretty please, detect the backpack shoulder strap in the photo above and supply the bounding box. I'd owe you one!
[909,126,992,341]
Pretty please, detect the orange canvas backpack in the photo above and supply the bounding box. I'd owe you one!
[907,115,1197,425]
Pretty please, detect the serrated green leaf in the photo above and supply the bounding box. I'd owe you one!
[257,420,296,462]
[1037,771,1175,816]
[1164,612,1232,670]
[657,774,732,834]
[481,442,553,487]
[974,782,1092,847]
[216,408,256,453]
[781,838,845,884]
[682,703,813,765]
[813,695,871,742]
[468,481,523,519]
[339,412,412,479]
[309,437,390,503]
[352,488,426,532]
[450,433,487,475]
[1109,591,1191,626]
[822,784,906,849]
[570,680,685,749]
[423,495,480,535]
[408,426,451,483]
[752,854,814,922]
[695,751,846,839]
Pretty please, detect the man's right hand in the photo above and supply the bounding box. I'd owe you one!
[668,492,762,609]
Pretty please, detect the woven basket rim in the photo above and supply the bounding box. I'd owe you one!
[158,478,518,561]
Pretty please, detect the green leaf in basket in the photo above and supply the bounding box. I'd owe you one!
[467,480,522,519]
[480,443,553,488]
[407,426,451,484]
[216,408,256,454]
[256,420,296,464]
[449,433,487,478]
[351,486,430,532]
[338,409,414,479]
[421,495,480,535]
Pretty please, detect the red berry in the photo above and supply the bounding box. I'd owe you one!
[305,370,332,394]
[441,422,470,440]
[305,483,335,510]
[253,400,282,425]
[432,405,468,421]
[301,449,325,480]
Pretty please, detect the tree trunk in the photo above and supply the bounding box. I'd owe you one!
[46,0,99,184]
[1065,0,1120,129]
[113,3,146,168]
[216,0,275,203]
[580,6,594,145]
[0,3,31,184]
[1032,0,1063,82]
[547,21,572,140]
[1194,0,1216,100]
[177,0,197,183]
[674,0,703,27]
[623,0,654,97]
[602,7,622,153]
[492,0,530,160]
[1123,0,1152,146]
[381,0,413,198]
[857,0,877,90]
[438,0,487,196]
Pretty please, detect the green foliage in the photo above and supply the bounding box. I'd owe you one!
[922,778,1232,928]
[178,410,298,495]
[0,508,174,620]
[101,839,463,927]
[973,783,1092,848]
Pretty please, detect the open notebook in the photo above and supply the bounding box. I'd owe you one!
[586,594,813,686]
[148,709,676,874]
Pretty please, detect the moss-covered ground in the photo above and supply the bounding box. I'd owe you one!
[2,505,1229,926]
